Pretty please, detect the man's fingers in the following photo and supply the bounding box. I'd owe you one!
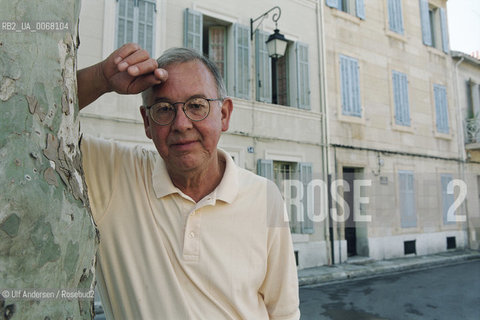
[112,43,142,66]
[128,73,165,94]
[127,58,159,77]
[117,47,152,72]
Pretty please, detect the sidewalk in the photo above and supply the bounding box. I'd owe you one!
[298,249,480,287]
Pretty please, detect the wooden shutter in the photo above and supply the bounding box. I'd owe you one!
[439,8,449,53]
[393,71,410,126]
[340,55,361,117]
[300,163,314,234]
[434,84,449,133]
[184,8,203,52]
[326,0,338,8]
[296,42,311,110]
[234,24,250,99]
[399,171,417,228]
[419,0,432,46]
[255,31,272,103]
[388,0,404,34]
[257,159,274,181]
[356,0,365,20]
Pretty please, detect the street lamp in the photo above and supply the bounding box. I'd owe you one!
[250,6,288,59]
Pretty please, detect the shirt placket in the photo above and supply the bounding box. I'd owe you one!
[182,196,216,261]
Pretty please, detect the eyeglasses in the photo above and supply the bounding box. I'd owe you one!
[145,97,224,126]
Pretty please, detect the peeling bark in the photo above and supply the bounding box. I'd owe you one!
[0,1,97,319]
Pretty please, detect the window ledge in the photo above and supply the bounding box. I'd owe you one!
[427,46,447,58]
[434,131,452,140]
[338,113,365,125]
[386,30,407,43]
[392,122,414,133]
[332,9,361,25]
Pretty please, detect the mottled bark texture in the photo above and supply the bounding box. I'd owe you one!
[0,0,97,319]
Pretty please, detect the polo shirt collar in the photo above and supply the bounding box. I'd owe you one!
[152,148,239,204]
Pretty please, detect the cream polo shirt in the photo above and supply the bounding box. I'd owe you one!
[81,136,300,320]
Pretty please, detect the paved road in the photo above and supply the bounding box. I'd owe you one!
[299,260,480,320]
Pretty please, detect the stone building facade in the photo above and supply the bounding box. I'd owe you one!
[78,0,475,269]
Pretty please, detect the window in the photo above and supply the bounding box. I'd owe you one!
[184,9,250,99]
[419,0,449,53]
[434,84,449,134]
[465,80,480,143]
[399,170,417,228]
[325,0,365,19]
[392,71,410,126]
[340,55,361,117]
[116,0,156,56]
[257,160,313,234]
[441,174,454,225]
[388,0,404,34]
[254,32,310,109]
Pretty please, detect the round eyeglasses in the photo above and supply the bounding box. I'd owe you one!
[145,97,224,126]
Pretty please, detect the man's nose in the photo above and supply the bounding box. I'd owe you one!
[171,105,193,131]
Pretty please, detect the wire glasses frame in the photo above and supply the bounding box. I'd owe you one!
[145,97,224,126]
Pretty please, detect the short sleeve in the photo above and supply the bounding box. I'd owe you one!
[260,182,301,320]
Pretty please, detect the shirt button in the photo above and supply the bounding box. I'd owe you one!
[189,232,195,239]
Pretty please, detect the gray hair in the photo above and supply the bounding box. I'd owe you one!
[142,47,227,105]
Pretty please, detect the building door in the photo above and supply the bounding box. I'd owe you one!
[343,167,357,257]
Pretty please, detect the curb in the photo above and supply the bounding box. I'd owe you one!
[299,251,480,287]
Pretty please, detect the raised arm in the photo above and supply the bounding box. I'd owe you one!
[77,43,168,110]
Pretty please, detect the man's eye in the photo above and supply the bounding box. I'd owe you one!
[155,105,173,113]
[189,103,203,110]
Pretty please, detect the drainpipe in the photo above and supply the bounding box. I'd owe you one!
[316,0,333,265]
[453,56,471,249]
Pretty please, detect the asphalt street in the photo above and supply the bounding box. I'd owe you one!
[299,260,480,320]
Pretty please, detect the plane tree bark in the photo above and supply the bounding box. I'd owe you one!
[0,0,97,319]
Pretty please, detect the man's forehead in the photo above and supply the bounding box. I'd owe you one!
[149,60,216,99]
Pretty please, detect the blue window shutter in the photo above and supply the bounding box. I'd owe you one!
[434,84,449,133]
[340,55,361,117]
[296,42,311,110]
[257,159,274,181]
[419,0,432,46]
[393,71,410,126]
[441,174,454,225]
[300,163,314,234]
[326,0,338,8]
[184,8,203,52]
[234,24,250,99]
[399,171,417,228]
[439,8,449,53]
[356,0,365,20]
[388,0,404,34]
[255,31,272,103]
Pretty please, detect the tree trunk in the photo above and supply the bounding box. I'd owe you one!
[0,1,97,319]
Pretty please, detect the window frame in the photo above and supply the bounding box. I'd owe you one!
[115,0,157,57]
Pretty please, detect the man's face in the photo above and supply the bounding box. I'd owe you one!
[140,60,232,175]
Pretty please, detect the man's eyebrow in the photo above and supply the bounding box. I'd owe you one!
[152,94,207,103]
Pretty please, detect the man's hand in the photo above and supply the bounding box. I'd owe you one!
[77,43,168,110]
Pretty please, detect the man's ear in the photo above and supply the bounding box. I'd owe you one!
[140,106,152,139]
[221,98,233,132]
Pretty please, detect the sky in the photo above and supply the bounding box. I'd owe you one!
[447,0,480,55]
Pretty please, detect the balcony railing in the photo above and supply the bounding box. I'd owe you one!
[465,117,480,144]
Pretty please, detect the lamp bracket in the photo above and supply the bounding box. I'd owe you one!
[250,6,281,40]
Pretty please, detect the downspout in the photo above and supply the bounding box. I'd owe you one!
[316,0,333,265]
[453,56,471,248]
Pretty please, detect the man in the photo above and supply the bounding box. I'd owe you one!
[78,43,300,319]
